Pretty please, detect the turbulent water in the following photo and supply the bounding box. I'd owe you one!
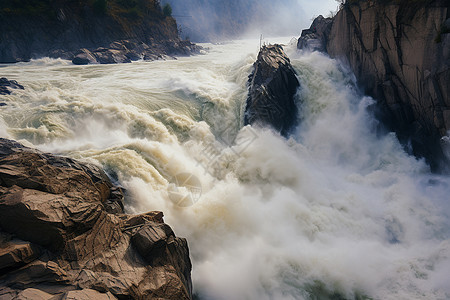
[1,38,450,300]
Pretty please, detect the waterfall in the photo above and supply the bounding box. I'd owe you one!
[1,38,449,299]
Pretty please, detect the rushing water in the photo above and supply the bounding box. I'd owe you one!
[1,38,450,300]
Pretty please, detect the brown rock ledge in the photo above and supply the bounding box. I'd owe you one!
[0,138,192,299]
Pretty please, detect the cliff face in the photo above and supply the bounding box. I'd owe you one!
[300,0,450,171]
[245,44,300,137]
[0,0,184,63]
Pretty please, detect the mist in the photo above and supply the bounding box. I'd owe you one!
[162,0,338,42]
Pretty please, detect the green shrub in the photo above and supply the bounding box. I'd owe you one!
[162,3,172,17]
[93,0,108,15]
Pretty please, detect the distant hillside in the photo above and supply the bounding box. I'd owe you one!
[0,0,179,62]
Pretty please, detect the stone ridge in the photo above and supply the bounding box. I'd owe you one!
[299,1,450,171]
[245,44,300,137]
[0,138,192,299]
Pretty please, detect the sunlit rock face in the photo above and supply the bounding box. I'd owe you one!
[301,1,450,171]
[245,44,300,137]
[0,138,192,299]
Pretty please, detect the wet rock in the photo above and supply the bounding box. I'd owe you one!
[125,50,142,61]
[0,78,24,95]
[92,48,131,64]
[245,44,300,137]
[297,15,332,52]
[0,138,192,299]
[48,50,74,61]
[72,49,98,65]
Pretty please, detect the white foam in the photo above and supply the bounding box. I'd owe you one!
[0,38,449,299]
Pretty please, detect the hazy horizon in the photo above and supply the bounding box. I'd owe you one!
[163,0,339,41]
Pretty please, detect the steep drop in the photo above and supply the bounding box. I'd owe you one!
[299,0,450,171]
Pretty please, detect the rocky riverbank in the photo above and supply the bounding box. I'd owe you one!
[0,138,192,299]
[71,39,201,65]
[0,0,201,65]
[299,0,450,171]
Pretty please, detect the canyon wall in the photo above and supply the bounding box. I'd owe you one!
[300,0,450,171]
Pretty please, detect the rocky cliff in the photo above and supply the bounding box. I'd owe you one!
[299,0,450,171]
[0,138,192,299]
[245,44,300,137]
[0,0,200,64]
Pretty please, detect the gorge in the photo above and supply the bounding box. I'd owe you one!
[298,0,450,171]
[1,0,450,299]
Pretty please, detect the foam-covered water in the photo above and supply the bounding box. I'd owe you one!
[1,38,450,300]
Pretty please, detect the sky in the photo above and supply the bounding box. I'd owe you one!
[297,0,340,25]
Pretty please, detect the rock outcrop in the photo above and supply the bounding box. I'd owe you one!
[245,44,300,137]
[297,15,332,52]
[0,138,192,299]
[299,1,450,171]
[0,78,24,96]
[71,39,201,65]
[0,0,201,64]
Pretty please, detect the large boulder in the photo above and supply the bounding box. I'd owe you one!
[0,138,192,299]
[244,44,300,137]
[0,78,24,96]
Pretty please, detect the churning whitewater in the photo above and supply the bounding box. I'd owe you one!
[1,38,450,300]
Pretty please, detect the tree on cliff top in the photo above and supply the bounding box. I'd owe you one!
[163,3,172,17]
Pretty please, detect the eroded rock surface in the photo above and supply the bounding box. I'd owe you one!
[0,138,192,299]
[245,44,300,137]
[300,1,450,170]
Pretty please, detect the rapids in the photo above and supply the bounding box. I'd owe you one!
[1,38,450,300]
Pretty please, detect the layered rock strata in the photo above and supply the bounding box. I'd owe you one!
[298,1,450,170]
[0,138,192,299]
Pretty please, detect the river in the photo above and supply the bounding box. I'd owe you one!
[1,37,450,299]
